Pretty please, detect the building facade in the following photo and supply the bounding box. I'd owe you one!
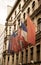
[3,0,41,65]
[0,24,5,65]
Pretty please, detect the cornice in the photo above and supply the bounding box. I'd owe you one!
[6,0,21,21]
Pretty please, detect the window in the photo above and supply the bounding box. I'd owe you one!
[14,24,16,30]
[6,27,7,35]
[8,56,9,62]
[30,47,33,60]
[18,19,20,25]
[12,55,14,64]
[32,1,35,9]
[13,21,16,30]
[9,27,11,31]
[27,7,30,14]
[15,10,16,16]
[37,18,41,32]
[19,4,21,10]
[22,51,23,63]
[24,0,27,2]
[9,26,11,35]
[23,13,25,19]
[16,54,18,64]
[37,45,40,61]
[26,50,28,63]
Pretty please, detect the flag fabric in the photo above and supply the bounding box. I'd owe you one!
[21,22,28,48]
[15,34,22,51]
[8,32,18,53]
[11,32,22,52]
[8,15,36,53]
[17,22,28,48]
[10,35,18,53]
[17,28,23,48]
[8,32,21,53]
[21,22,27,42]
[20,36,28,48]
[27,15,36,45]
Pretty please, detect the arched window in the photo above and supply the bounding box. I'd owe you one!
[19,4,21,10]
[13,20,16,30]
[23,13,25,19]
[18,19,20,26]
[9,26,11,35]
[32,1,35,9]
[27,7,30,14]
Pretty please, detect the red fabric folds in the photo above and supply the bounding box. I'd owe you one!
[27,15,36,45]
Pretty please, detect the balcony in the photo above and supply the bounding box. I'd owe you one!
[3,50,8,56]
[30,5,41,19]
[22,0,32,12]
[36,31,41,42]
[4,35,10,42]
[14,10,21,20]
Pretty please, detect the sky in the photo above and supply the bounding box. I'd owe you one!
[0,0,16,58]
[0,0,16,25]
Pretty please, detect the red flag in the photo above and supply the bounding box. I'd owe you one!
[27,15,36,45]
[21,36,28,48]
[17,28,23,40]
[16,35,22,51]
[10,36,18,52]
[10,35,21,53]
